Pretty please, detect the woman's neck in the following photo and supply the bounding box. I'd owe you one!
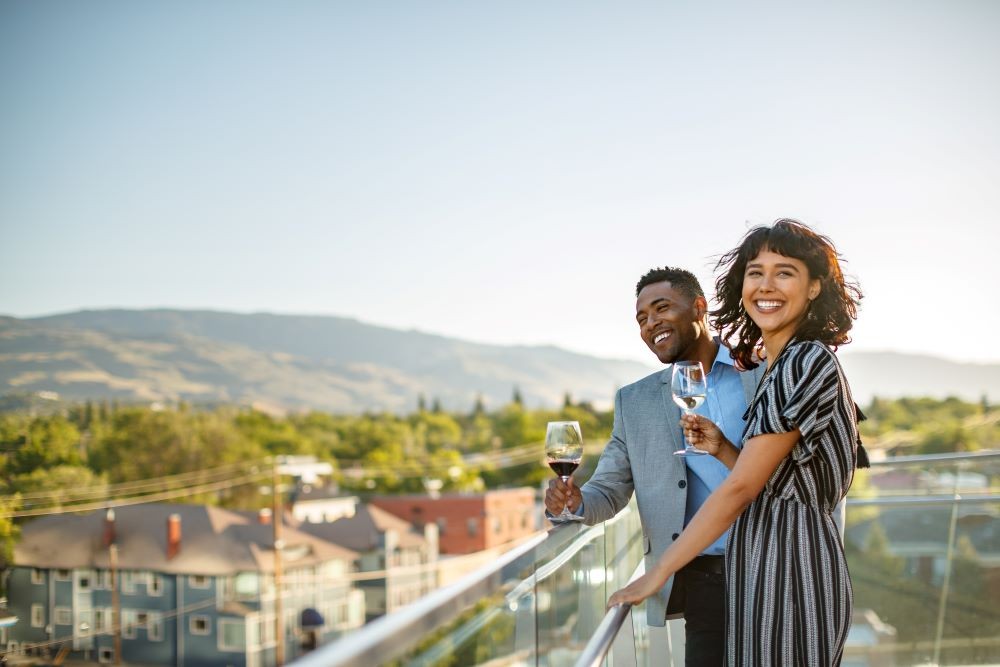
[762,331,795,369]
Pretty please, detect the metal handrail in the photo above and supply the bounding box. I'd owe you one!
[866,449,1000,466]
[576,603,632,667]
[574,558,645,667]
[847,493,1000,506]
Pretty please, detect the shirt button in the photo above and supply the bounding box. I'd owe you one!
[678,480,687,489]
[672,533,679,540]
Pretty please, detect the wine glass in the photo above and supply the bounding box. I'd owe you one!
[545,420,585,522]
[671,361,709,457]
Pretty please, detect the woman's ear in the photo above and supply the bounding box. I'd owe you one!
[808,279,821,301]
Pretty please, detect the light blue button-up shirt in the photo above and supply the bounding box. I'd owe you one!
[684,342,748,555]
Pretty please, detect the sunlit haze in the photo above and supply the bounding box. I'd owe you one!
[2,1,998,365]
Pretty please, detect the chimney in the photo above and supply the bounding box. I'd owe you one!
[102,509,116,547]
[258,508,272,525]
[166,514,182,560]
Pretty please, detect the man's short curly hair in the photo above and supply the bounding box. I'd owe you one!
[635,267,705,300]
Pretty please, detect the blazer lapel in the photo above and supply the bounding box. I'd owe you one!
[659,367,684,453]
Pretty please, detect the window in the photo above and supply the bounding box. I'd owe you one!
[149,574,164,596]
[147,612,162,641]
[96,570,111,590]
[31,604,44,628]
[190,616,211,636]
[122,610,137,639]
[467,518,478,536]
[435,517,447,535]
[31,569,45,585]
[99,648,114,664]
[6,642,18,654]
[55,569,71,581]
[94,609,106,633]
[121,572,136,595]
[78,575,92,591]
[218,619,245,652]
[189,574,210,589]
[54,607,72,625]
[233,573,259,598]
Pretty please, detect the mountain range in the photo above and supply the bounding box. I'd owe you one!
[1,309,997,413]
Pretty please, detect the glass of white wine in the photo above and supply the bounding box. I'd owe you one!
[671,361,709,457]
[545,420,585,522]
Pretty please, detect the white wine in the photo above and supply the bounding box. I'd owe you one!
[672,393,706,411]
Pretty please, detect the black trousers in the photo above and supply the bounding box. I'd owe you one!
[666,555,726,667]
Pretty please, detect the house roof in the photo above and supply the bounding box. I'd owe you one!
[294,504,427,553]
[14,503,359,575]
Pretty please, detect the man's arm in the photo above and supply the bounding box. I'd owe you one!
[578,388,636,524]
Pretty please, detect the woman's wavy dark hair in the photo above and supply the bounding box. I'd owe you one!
[711,219,863,370]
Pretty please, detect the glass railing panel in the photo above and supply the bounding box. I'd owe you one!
[388,567,534,667]
[844,452,1000,667]
[533,524,607,664]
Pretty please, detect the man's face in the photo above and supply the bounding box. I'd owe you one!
[635,281,706,364]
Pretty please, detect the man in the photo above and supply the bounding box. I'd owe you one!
[544,266,763,666]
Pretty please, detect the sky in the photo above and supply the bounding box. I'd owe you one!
[1,0,998,365]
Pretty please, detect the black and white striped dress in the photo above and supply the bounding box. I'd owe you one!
[726,340,859,666]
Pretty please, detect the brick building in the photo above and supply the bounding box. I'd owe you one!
[370,488,536,555]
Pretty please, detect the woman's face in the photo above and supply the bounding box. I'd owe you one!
[741,247,820,342]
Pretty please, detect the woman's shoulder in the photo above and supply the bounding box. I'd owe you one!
[783,339,836,363]
[776,339,839,382]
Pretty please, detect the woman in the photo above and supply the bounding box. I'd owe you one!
[608,219,867,665]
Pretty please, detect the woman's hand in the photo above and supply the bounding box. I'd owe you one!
[607,571,667,610]
[680,413,727,456]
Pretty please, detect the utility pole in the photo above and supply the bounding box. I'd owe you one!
[109,544,121,666]
[273,460,284,667]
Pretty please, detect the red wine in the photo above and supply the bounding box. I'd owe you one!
[548,459,579,477]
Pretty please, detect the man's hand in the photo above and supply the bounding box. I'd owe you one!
[544,476,582,517]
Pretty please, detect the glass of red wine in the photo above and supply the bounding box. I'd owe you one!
[545,420,585,522]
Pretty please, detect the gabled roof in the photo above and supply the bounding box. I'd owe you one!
[294,504,427,553]
[14,503,359,575]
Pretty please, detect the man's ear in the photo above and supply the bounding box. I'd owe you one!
[694,295,708,319]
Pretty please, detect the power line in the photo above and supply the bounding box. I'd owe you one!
[14,460,269,504]
[3,470,271,519]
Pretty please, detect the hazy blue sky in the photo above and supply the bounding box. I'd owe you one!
[2,1,998,364]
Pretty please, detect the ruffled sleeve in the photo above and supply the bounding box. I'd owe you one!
[763,342,841,464]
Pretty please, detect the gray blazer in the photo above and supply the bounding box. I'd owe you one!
[580,363,763,626]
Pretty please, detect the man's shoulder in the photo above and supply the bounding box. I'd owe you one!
[618,367,667,397]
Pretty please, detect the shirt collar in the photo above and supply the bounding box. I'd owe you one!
[712,337,737,371]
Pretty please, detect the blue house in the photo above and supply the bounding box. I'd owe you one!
[3,503,364,666]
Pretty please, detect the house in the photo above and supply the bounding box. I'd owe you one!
[293,502,438,622]
[3,503,365,667]
[370,488,536,555]
[288,485,358,525]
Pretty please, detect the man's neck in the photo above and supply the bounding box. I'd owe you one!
[681,335,719,374]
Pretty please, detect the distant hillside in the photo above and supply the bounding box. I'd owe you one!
[0,310,655,413]
[838,351,1000,405]
[1,310,997,412]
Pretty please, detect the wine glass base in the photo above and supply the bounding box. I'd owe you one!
[674,448,710,456]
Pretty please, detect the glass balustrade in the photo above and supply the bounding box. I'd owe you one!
[301,451,998,667]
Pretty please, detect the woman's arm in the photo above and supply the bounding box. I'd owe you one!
[607,428,800,608]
